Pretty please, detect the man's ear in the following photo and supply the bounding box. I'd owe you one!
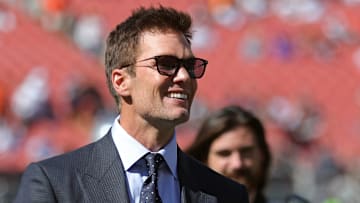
[112,68,131,97]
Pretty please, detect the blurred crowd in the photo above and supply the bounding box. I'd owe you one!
[189,0,360,64]
[1,0,360,202]
[0,67,114,172]
[3,0,360,62]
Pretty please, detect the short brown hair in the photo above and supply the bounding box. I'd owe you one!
[104,6,193,106]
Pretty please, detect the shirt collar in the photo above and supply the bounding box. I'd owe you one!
[111,115,178,179]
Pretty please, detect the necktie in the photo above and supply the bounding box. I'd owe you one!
[140,153,164,203]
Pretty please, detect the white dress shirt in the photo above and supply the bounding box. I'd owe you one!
[111,116,181,203]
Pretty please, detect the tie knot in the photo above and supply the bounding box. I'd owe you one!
[144,153,163,175]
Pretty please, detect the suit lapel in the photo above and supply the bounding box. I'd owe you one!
[78,133,217,203]
[81,131,130,203]
[177,149,217,203]
[180,186,217,203]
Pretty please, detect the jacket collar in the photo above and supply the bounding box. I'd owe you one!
[81,130,130,203]
[79,130,216,203]
[177,148,218,203]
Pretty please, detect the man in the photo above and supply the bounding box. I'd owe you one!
[14,6,249,203]
[187,106,271,203]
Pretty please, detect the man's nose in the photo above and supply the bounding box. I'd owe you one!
[173,66,192,81]
[229,152,243,169]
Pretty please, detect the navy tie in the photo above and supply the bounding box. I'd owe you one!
[140,153,164,203]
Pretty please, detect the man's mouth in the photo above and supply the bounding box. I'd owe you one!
[167,92,188,100]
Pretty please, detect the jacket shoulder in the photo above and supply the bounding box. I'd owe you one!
[14,139,101,203]
[36,132,114,175]
[38,139,96,170]
[178,151,249,203]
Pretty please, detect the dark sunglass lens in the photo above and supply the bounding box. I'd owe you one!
[185,59,206,78]
[156,56,179,75]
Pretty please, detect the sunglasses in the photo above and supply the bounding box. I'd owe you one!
[121,55,208,79]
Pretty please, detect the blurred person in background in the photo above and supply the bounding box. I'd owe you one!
[187,105,310,203]
[53,84,105,153]
[187,105,271,203]
[14,5,248,203]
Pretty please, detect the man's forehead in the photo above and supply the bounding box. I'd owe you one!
[137,30,192,56]
[139,29,189,42]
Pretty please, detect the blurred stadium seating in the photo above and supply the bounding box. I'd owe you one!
[1,0,360,202]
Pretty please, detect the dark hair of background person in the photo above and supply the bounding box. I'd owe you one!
[104,6,192,107]
[187,105,272,194]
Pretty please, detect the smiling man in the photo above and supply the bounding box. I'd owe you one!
[14,6,248,203]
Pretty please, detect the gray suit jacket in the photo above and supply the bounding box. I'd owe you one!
[14,132,249,203]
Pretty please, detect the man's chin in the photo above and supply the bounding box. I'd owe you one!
[160,112,189,125]
[173,114,190,124]
[229,176,252,188]
[171,109,190,122]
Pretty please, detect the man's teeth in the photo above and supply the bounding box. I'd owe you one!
[168,93,188,99]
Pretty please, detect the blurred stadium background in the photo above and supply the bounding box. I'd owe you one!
[1,0,360,202]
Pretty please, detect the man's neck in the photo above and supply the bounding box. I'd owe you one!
[118,114,175,152]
